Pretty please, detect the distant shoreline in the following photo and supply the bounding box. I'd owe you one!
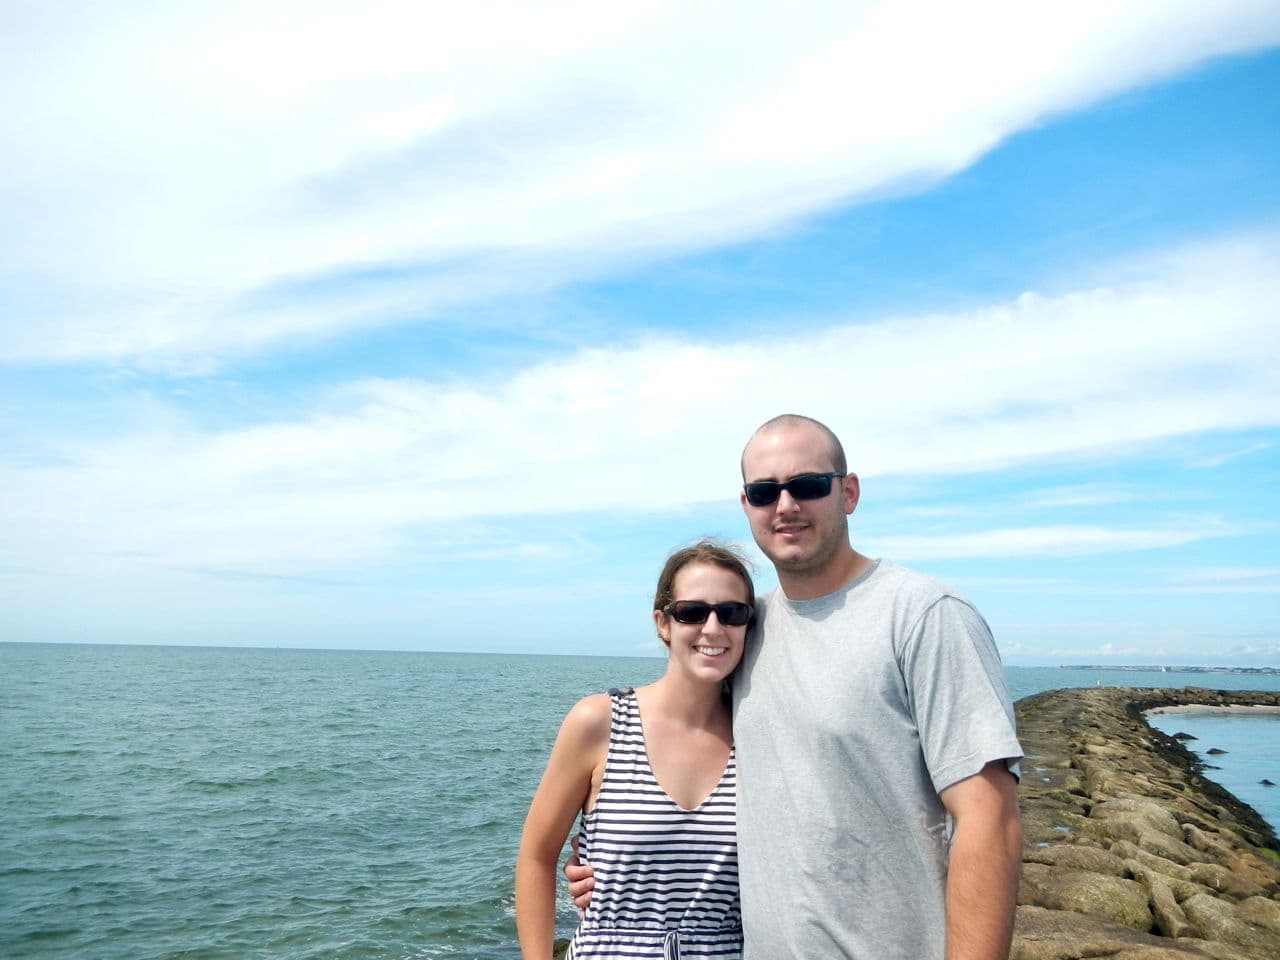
[1061,664,1280,675]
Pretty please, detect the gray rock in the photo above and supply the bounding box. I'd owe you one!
[1126,861,1197,939]
[1019,863,1152,930]
[1012,904,1207,959]
[1024,842,1128,876]
[1184,861,1267,901]
[1235,896,1280,934]
[1092,798,1185,840]
[1181,893,1277,952]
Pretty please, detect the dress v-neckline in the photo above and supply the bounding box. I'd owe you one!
[629,690,733,813]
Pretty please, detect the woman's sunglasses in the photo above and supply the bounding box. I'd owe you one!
[662,600,753,627]
[743,472,843,507]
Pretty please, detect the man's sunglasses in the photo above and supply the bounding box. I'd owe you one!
[662,600,753,627]
[743,472,844,507]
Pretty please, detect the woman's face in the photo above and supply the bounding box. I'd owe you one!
[654,561,750,684]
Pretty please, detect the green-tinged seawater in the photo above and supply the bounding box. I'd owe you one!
[2,644,1278,959]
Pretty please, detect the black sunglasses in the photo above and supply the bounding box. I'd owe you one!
[743,472,844,507]
[662,600,753,627]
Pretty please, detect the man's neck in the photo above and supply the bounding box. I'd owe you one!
[777,549,873,602]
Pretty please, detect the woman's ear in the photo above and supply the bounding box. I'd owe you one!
[652,607,670,647]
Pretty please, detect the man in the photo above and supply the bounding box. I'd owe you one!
[571,414,1023,958]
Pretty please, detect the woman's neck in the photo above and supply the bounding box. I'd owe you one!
[645,670,729,729]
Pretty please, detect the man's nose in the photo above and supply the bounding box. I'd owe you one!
[776,487,801,511]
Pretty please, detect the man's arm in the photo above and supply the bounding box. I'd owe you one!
[563,837,595,912]
[939,760,1022,960]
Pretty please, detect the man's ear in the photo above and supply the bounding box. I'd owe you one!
[843,472,861,516]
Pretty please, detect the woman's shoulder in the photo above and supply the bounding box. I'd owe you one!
[559,692,613,744]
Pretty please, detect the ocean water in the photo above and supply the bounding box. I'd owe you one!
[2,644,1279,960]
[1146,711,1280,839]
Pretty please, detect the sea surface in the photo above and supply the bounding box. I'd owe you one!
[3,644,1279,960]
[1145,710,1280,840]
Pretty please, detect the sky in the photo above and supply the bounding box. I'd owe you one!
[2,1,1278,665]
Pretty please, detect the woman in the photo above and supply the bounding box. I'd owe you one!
[515,540,753,959]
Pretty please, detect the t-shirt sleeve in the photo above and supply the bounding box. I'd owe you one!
[900,595,1023,795]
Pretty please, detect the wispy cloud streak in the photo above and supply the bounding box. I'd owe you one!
[3,1,1279,368]
[3,229,1276,576]
[870,524,1238,561]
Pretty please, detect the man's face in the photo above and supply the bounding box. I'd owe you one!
[739,423,857,579]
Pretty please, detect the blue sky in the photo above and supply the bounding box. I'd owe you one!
[2,3,1278,665]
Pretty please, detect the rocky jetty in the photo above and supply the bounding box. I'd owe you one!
[1014,687,1280,960]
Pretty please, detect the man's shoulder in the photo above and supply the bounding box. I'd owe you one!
[758,563,962,609]
[754,585,788,615]
[862,560,993,632]
[867,558,958,604]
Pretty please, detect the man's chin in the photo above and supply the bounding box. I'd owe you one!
[769,549,820,575]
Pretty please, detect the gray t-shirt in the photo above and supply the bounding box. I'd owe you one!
[731,559,1022,959]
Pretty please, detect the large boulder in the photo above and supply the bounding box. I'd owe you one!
[1180,894,1278,954]
[1013,904,1210,959]
[1024,842,1128,875]
[1092,798,1186,839]
[1020,863,1152,929]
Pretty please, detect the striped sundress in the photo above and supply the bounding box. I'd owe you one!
[569,688,742,960]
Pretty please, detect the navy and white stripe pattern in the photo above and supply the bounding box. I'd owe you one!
[569,689,742,960]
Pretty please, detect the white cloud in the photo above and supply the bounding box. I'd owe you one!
[1190,441,1273,469]
[1018,484,1148,509]
[867,524,1234,561]
[3,1,1279,367]
[1154,583,1280,595]
[1148,571,1280,594]
[949,577,1081,589]
[1224,641,1280,656]
[3,228,1277,578]
[1179,567,1280,582]
[950,571,1280,596]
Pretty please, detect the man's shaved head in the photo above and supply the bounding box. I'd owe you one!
[741,414,847,479]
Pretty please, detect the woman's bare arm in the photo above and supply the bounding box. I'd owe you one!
[515,695,610,959]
